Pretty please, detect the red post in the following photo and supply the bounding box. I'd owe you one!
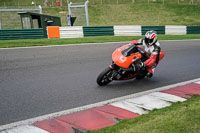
[56,1,60,6]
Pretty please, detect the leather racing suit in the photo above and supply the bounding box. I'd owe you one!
[130,38,161,77]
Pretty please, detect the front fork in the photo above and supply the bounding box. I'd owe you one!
[109,63,141,80]
[109,63,125,80]
[109,63,119,70]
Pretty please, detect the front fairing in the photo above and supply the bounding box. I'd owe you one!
[112,44,142,68]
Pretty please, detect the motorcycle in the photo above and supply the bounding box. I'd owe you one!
[96,40,165,86]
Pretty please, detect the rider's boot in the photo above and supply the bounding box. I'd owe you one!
[146,72,153,78]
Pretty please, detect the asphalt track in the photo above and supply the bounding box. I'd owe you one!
[0,40,200,126]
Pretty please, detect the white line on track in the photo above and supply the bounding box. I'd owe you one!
[1,39,200,50]
[0,77,200,131]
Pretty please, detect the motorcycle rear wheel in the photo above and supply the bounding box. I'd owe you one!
[135,70,147,80]
[96,67,113,86]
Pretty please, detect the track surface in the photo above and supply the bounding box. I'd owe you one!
[0,40,200,126]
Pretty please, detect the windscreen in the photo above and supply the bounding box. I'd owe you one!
[121,45,138,57]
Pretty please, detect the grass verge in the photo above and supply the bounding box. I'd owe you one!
[87,95,200,133]
[1,1,200,27]
[0,34,200,48]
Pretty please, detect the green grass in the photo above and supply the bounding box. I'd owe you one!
[87,95,200,133]
[0,34,200,48]
[89,3,200,26]
[1,0,200,28]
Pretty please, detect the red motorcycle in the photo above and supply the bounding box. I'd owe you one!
[96,40,165,86]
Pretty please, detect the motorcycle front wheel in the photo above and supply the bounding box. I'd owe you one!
[96,67,113,86]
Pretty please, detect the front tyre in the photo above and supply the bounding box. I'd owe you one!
[96,67,113,86]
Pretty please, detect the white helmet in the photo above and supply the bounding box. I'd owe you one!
[144,30,157,46]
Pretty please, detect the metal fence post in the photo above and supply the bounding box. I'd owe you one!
[39,5,42,14]
[68,1,89,26]
[85,0,89,26]
[68,2,72,16]
[67,2,72,26]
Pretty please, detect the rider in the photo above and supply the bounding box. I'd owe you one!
[130,30,161,78]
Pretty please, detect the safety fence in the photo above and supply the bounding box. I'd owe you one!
[59,27,83,38]
[142,26,165,35]
[83,26,114,36]
[0,25,200,40]
[48,25,200,38]
[165,26,186,35]
[0,29,46,40]
[187,26,200,34]
[114,26,141,36]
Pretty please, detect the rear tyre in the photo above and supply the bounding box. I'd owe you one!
[135,71,147,80]
[135,74,145,80]
[96,67,113,86]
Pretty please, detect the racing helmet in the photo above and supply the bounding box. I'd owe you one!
[144,30,157,46]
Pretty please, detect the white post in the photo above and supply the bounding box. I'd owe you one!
[67,2,72,26]
[85,0,89,26]
[39,5,42,14]
[68,2,72,15]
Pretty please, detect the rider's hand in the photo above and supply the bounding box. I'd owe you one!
[139,62,145,69]
[135,62,145,71]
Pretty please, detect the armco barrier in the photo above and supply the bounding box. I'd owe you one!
[142,26,165,35]
[4,26,197,39]
[114,26,141,36]
[83,26,114,36]
[58,25,199,38]
[59,26,83,38]
[0,29,46,40]
[187,26,200,34]
[165,25,186,35]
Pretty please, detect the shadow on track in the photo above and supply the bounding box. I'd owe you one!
[95,76,165,90]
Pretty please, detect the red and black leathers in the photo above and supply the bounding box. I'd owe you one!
[130,38,161,75]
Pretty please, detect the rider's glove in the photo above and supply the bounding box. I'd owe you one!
[139,62,145,69]
[135,62,145,71]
